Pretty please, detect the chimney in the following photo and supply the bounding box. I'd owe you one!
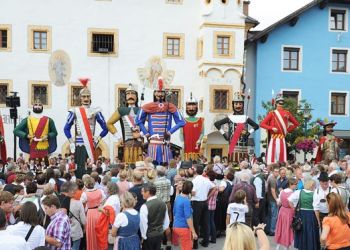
[243,0,250,16]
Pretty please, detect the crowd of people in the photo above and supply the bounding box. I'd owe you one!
[0,153,350,250]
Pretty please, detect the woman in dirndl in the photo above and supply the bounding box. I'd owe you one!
[275,178,297,250]
[288,178,320,250]
[111,191,141,250]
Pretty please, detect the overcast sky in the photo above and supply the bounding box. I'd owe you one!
[249,0,313,30]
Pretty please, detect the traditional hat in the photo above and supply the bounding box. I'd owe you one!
[275,93,284,103]
[233,92,244,102]
[318,171,329,182]
[78,78,91,96]
[317,118,337,127]
[125,83,137,93]
[186,92,198,104]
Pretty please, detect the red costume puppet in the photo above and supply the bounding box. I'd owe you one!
[260,94,299,164]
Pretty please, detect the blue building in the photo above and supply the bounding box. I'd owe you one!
[247,0,350,158]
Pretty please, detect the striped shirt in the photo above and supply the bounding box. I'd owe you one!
[45,211,71,250]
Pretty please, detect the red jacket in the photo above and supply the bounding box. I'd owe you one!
[260,108,299,136]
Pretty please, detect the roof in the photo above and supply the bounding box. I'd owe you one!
[245,15,259,26]
[248,0,326,42]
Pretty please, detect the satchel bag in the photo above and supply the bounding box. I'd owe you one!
[291,190,303,231]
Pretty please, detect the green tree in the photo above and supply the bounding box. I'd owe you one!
[258,98,321,153]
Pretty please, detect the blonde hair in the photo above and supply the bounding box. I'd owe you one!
[119,170,128,181]
[304,179,316,191]
[84,176,95,189]
[120,191,136,209]
[43,184,55,196]
[224,223,256,250]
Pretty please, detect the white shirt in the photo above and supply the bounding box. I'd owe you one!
[288,189,314,209]
[191,175,215,201]
[5,222,45,249]
[104,194,121,215]
[113,208,138,228]
[140,196,170,240]
[253,174,263,199]
[227,203,249,224]
[80,188,106,204]
[313,186,331,214]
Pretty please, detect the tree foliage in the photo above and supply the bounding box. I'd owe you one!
[258,98,321,152]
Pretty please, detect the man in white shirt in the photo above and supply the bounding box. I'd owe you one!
[251,165,266,226]
[313,172,331,227]
[140,183,170,250]
[191,165,215,249]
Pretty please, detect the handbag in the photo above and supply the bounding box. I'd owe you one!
[291,190,303,231]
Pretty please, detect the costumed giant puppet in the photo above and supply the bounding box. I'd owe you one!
[260,93,299,164]
[315,119,341,164]
[64,78,108,178]
[214,91,259,162]
[182,93,204,161]
[135,77,185,165]
[106,83,143,164]
[14,98,57,161]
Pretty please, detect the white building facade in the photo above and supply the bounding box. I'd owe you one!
[0,0,253,160]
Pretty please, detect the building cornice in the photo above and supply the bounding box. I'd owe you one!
[200,22,245,29]
[199,62,244,68]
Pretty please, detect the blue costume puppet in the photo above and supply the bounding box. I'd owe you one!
[136,77,185,165]
[64,78,108,178]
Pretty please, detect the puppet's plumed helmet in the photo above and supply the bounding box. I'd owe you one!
[78,78,91,96]
[126,83,137,94]
[233,92,244,102]
[186,92,198,104]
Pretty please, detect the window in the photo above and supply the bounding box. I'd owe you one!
[115,84,128,108]
[163,33,185,59]
[213,31,234,58]
[282,90,299,104]
[0,24,11,52]
[88,28,118,57]
[210,85,233,112]
[332,49,347,72]
[217,36,230,55]
[330,9,346,31]
[0,30,7,49]
[28,81,51,108]
[331,92,347,115]
[165,86,183,109]
[33,31,47,50]
[283,47,300,71]
[68,83,88,108]
[28,26,51,53]
[214,90,228,109]
[0,80,12,107]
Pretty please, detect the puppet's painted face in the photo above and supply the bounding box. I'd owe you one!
[126,91,137,106]
[276,100,284,108]
[186,103,198,117]
[33,104,43,114]
[325,125,334,134]
[80,94,91,106]
[154,90,165,102]
[233,101,244,114]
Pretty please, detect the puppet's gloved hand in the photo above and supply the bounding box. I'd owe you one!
[164,131,171,141]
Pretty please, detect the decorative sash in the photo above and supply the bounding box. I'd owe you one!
[228,123,245,155]
[75,107,95,162]
[30,116,48,151]
[274,110,287,136]
[125,114,136,129]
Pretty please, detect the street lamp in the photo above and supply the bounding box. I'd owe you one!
[6,92,20,159]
